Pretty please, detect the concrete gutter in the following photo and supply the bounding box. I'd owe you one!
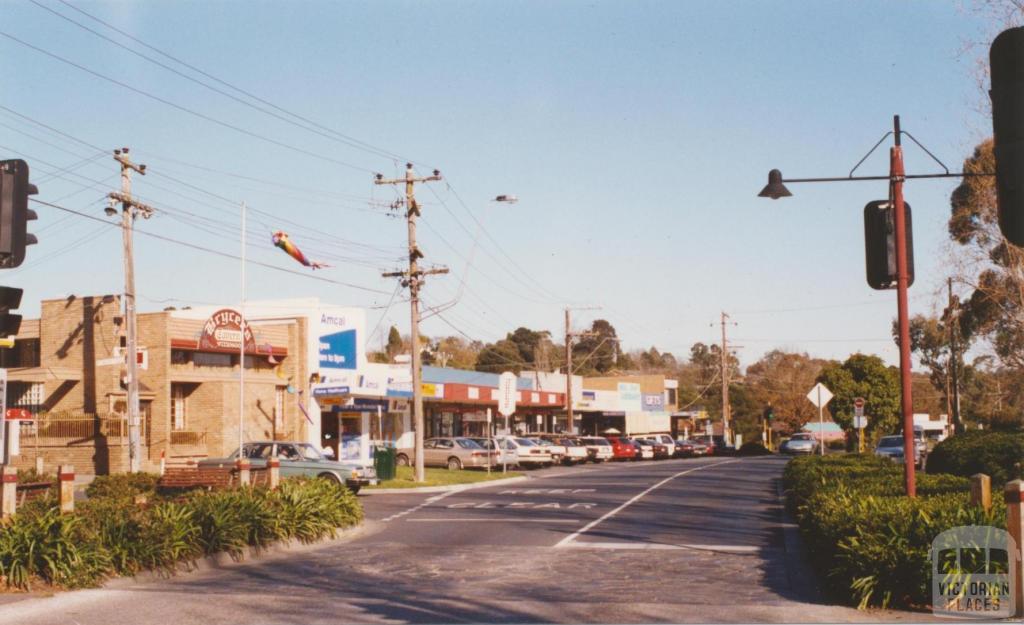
[361,474,529,495]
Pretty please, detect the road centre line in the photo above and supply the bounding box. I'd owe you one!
[558,541,759,553]
[554,459,741,548]
[406,518,581,523]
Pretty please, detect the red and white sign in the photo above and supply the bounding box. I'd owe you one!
[198,309,255,353]
[5,408,33,421]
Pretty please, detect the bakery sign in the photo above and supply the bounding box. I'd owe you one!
[198,308,256,353]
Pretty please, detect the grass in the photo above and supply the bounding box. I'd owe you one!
[367,465,523,489]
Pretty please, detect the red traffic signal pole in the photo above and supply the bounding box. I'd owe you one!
[890,115,917,498]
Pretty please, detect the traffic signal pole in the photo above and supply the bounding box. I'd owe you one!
[890,117,917,498]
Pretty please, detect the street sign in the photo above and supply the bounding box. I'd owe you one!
[853,416,869,429]
[806,383,833,408]
[498,371,517,417]
[854,397,865,417]
[704,421,713,436]
[4,408,31,421]
[0,368,7,463]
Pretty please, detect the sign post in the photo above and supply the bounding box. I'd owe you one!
[806,382,834,456]
[0,369,7,464]
[497,372,517,474]
[486,407,492,474]
[854,397,866,453]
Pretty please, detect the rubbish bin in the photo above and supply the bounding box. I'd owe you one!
[374,445,396,481]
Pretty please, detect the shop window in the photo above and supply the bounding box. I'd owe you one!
[193,352,232,368]
[8,382,44,416]
[171,384,188,431]
[171,350,191,365]
[274,386,285,431]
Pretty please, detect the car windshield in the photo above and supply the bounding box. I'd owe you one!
[515,438,537,446]
[879,436,903,447]
[455,438,483,449]
[472,438,494,449]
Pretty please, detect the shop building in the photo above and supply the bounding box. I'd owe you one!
[578,374,677,436]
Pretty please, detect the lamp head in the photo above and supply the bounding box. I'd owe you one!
[758,169,792,199]
[104,206,118,217]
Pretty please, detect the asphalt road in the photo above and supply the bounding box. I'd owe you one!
[0,456,927,624]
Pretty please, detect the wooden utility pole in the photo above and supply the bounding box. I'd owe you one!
[720,311,731,444]
[377,164,445,483]
[564,306,599,435]
[948,278,963,434]
[109,148,153,473]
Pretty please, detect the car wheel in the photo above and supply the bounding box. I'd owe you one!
[348,484,361,495]
[396,454,410,467]
[447,457,463,471]
[318,472,343,486]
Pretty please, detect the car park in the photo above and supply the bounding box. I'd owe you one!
[780,433,818,455]
[197,441,377,494]
[578,436,614,462]
[396,437,497,470]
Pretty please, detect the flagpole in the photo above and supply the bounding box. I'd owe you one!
[239,201,247,457]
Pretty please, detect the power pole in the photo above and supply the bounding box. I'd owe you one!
[948,278,963,435]
[719,311,731,444]
[377,164,445,483]
[108,148,153,473]
[564,306,599,435]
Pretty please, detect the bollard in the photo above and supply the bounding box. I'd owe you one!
[267,457,280,489]
[1004,480,1024,617]
[0,465,17,519]
[159,450,166,476]
[236,458,251,486]
[57,465,74,513]
[971,473,992,511]
[34,456,43,475]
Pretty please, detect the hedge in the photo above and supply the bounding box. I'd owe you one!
[925,430,1024,485]
[0,477,362,590]
[784,455,1002,610]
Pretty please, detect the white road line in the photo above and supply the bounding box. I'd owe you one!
[380,490,456,522]
[553,459,740,548]
[405,518,581,523]
[559,541,759,553]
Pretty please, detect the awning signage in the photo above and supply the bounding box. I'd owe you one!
[198,309,255,353]
[313,386,350,397]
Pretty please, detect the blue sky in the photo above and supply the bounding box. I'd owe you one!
[0,0,1000,368]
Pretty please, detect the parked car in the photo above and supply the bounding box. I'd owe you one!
[528,436,566,464]
[396,437,496,470]
[578,436,614,462]
[649,434,677,457]
[498,436,553,468]
[780,433,818,455]
[605,436,639,461]
[623,437,655,460]
[636,437,670,459]
[541,435,589,465]
[197,441,377,494]
[468,437,519,467]
[674,438,708,457]
[875,434,925,467]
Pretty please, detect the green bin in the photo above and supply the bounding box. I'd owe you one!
[374,446,396,481]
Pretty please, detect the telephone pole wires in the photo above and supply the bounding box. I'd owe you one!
[719,311,733,444]
[108,148,153,473]
[377,163,445,483]
[564,306,600,435]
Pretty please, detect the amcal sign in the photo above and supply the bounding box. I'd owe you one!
[198,309,256,353]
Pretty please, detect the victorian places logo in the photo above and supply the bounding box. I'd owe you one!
[932,525,1017,619]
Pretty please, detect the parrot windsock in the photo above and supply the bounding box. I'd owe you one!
[272,231,328,269]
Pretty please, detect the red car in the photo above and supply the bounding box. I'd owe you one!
[605,436,638,461]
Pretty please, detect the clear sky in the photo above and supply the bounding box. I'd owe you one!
[0,0,1000,369]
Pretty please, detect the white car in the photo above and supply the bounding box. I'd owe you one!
[469,437,519,467]
[650,434,676,457]
[628,438,655,460]
[554,437,590,465]
[579,436,614,462]
[499,436,553,468]
[528,437,566,464]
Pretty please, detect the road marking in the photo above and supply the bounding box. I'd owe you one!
[559,541,759,553]
[554,459,740,549]
[498,488,596,494]
[447,501,597,510]
[381,490,456,522]
[405,518,581,523]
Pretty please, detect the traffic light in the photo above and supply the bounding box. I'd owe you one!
[0,159,37,268]
[864,200,915,290]
[762,405,774,421]
[0,287,24,338]
[991,27,1024,247]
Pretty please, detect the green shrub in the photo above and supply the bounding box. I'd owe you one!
[15,468,54,484]
[926,430,1024,485]
[784,454,994,610]
[738,442,772,456]
[85,473,160,501]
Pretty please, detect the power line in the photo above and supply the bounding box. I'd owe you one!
[30,198,395,296]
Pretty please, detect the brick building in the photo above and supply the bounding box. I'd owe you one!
[4,295,369,475]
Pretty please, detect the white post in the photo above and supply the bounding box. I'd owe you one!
[239,201,247,457]
[486,407,492,474]
[818,387,824,456]
[360,411,370,466]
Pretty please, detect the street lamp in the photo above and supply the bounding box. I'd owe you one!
[760,115,990,498]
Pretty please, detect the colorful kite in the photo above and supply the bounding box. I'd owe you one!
[272,231,328,269]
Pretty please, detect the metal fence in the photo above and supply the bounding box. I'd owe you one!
[17,412,147,446]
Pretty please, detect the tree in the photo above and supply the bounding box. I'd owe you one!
[475,339,526,374]
[430,336,481,369]
[817,354,901,436]
[745,350,828,435]
[386,326,403,362]
[572,319,621,375]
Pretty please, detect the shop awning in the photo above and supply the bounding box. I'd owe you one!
[171,338,287,357]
